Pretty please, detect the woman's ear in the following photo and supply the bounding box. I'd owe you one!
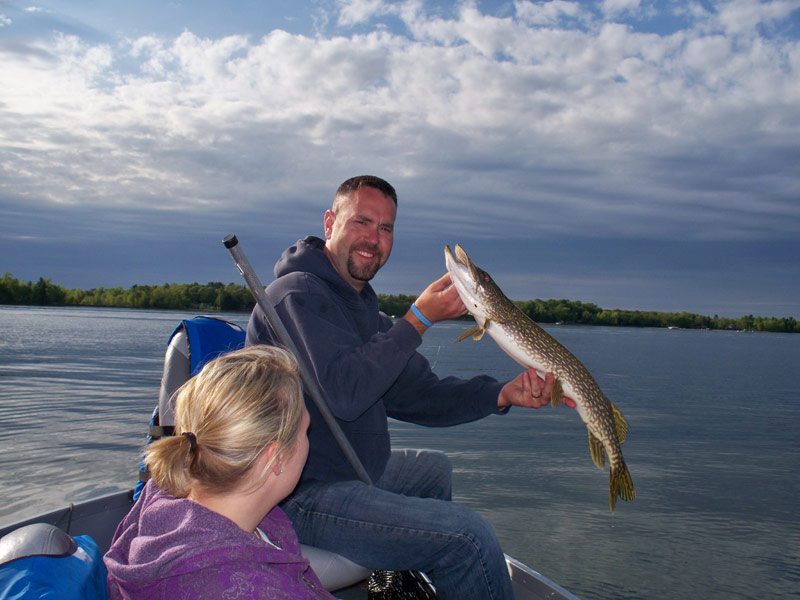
[257,443,282,476]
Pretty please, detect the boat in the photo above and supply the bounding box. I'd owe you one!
[0,238,580,598]
[0,318,579,600]
[0,316,579,599]
[0,491,578,599]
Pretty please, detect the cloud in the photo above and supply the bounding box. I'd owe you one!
[0,14,11,27]
[336,0,389,27]
[514,1,587,27]
[0,0,798,252]
[714,0,800,36]
[601,0,640,18]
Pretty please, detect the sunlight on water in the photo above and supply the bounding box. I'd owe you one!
[1,307,798,599]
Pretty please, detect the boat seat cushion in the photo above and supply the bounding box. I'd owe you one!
[0,523,76,563]
[0,523,108,599]
[301,544,371,591]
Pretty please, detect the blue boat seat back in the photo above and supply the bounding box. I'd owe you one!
[135,317,245,500]
[156,316,246,432]
[183,316,247,377]
[0,523,107,599]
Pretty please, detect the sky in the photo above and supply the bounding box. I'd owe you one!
[1,0,799,318]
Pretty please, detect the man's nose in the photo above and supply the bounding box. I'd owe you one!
[363,226,380,244]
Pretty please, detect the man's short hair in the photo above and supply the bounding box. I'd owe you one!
[333,175,398,211]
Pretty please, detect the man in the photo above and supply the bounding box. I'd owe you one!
[246,175,572,599]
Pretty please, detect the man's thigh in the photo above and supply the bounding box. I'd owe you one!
[282,477,482,572]
[377,449,452,500]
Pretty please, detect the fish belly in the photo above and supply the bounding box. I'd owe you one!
[487,324,594,424]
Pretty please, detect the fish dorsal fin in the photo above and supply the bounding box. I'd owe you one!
[550,378,564,407]
[611,403,629,444]
[588,431,606,469]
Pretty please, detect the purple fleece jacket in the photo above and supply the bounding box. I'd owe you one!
[104,481,334,599]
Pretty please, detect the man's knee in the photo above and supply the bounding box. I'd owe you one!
[452,503,501,549]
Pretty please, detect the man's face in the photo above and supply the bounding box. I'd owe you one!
[323,186,396,292]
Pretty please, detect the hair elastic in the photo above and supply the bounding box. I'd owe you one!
[410,303,433,328]
[182,431,198,452]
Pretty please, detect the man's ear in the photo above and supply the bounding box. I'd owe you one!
[323,210,335,240]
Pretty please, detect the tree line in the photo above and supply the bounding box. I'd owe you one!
[1,273,797,333]
[0,273,253,312]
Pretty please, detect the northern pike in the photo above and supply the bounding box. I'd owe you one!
[444,244,635,511]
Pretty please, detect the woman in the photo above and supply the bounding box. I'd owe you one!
[104,346,334,599]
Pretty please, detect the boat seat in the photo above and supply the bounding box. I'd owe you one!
[0,523,76,563]
[0,523,108,599]
[300,544,371,591]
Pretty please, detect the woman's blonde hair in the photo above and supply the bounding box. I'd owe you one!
[145,345,304,498]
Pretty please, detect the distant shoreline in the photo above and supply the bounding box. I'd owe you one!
[2,273,798,333]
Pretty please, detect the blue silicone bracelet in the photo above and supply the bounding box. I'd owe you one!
[410,303,433,328]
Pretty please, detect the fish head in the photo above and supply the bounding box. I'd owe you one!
[444,244,495,322]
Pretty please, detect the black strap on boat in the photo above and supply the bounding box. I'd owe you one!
[224,234,373,486]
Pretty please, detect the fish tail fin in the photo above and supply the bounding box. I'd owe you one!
[588,431,606,469]
[550,378,564,408]
[609,460,636,512]
[611,402,630,444]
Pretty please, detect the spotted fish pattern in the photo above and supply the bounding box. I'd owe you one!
[445,244,635,511]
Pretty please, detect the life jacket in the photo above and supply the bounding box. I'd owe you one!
[0,523,107,599]
[134,316,246,500]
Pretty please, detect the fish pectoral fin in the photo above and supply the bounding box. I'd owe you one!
[609,460,636,512]
[455,324,485,342]
[455,319,492,342]
[550,377,564,407]
[588,431,606,469]
[611,403,630,444]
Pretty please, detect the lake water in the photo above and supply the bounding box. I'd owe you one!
[0,305,798,599]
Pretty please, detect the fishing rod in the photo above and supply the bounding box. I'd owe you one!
[223,234,373,486]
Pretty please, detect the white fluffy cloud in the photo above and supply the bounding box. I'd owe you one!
[601,0,641,18]
[337,0,388,27]
[0,0,798,244]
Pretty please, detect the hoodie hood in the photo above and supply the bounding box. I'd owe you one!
[274,236,378,310]
[104,481,315,598]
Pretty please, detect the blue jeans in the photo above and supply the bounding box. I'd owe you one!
[282,449,514,600]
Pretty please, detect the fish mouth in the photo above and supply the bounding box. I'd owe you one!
[455,243,470,266]
[444,244,481,290]
[444,243,469,268]
[444,244,480,285]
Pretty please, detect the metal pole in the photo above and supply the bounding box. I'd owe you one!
[223,234,373,485]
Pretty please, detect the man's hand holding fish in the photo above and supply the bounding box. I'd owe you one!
[403,273,467,335]
[499,369,577,410]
